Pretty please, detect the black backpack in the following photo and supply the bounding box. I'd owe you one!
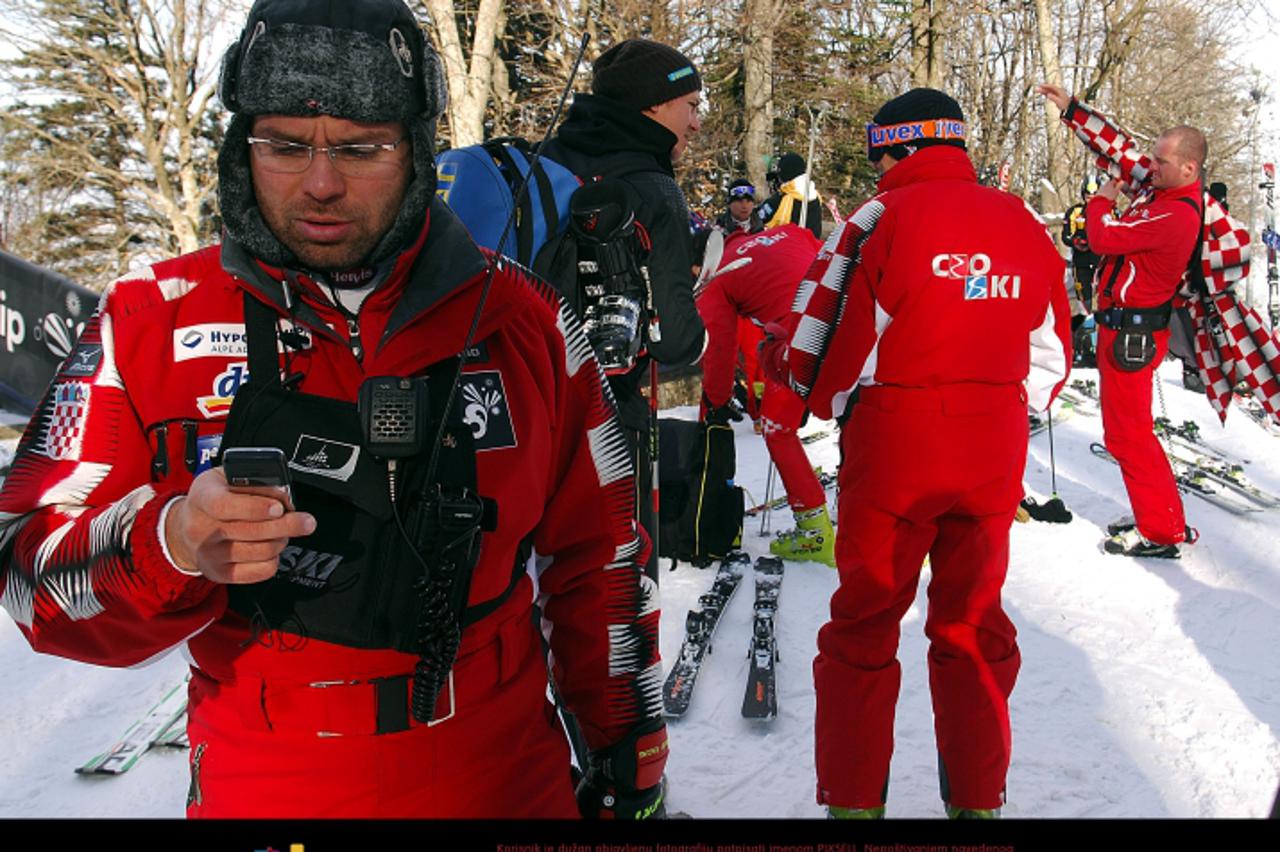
[658,418,744,566]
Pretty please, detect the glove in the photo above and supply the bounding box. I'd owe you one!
[1071,313,1085,332]
[575,719,669,819]
[702,392,742,426]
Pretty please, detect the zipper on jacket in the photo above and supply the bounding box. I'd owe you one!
[345,316,364,362]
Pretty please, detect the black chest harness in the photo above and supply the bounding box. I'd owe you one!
[1092,194,1202,371]
[219,293,527,721]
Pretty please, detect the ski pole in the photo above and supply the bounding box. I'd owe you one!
[1048,411,1059,495]
[759,460,777,536]
[650,361,662,575]
[1041,409,1073,522]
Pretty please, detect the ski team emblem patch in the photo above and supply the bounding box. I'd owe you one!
[59,343,103,378]
[289,435,360,482]
[459,370,516,451]
[43,381,90,460]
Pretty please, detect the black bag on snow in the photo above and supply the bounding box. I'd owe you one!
[658,418,743,564]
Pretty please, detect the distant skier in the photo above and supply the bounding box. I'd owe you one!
[714,178,765,235]
[695,225,832,566]
[758,152,824,239]
[765,87,1071,819]
[1061,173,1108,368]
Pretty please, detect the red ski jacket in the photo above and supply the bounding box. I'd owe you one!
[696,225,822,408]
[1061,99,1203,309]
[0,200,658,751]
[779,146,1071,419]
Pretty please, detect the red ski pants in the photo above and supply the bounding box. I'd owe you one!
[814,383,1025,811]
[760,376,827,511]
[1097,326,1187,544]
[184,607,579,818]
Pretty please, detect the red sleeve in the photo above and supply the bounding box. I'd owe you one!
[1027,262,1074,411]
[782,196,888,416]
[807,225,890,421]
[695,278,741,407]
[1062,99,1153,189]
[0,278,223,667]
[527,287,660,752]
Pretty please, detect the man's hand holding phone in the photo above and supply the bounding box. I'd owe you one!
[164,447,316,583]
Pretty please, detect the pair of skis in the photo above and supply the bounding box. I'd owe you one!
[1089,441,1276,515]
[76,675,190,776]
[745,470,836,517]
[1069,378,1280,514]
[662,551,785,720]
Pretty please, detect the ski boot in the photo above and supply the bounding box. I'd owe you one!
[946,804,1000,819]
[1103,526,1181,559]
[769,505,836,567]
[1106,516,1198,553]
[828,805,885,819]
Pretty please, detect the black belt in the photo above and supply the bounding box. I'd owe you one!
[1094,303,1172,331]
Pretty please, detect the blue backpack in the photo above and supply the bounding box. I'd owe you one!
[436,138,582,269]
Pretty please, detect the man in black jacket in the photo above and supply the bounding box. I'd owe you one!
[544,39,709,579]
[759,152,824,239]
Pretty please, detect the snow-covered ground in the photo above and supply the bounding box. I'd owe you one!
[2,358,1279,819]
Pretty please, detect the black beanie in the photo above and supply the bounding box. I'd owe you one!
[867,87,966,162]
[216,0,447,269]
[592,38,702,111]
[776,153,806,182]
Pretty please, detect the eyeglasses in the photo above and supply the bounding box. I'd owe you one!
[247,136,408,178]
[729,185,756,200]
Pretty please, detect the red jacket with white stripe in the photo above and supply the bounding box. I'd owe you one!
[1061,99,1202,310]
[781,146,1071,420]
[0,200,657,750]
[696,225,821,407]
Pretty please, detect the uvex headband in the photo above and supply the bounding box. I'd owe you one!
[729,184,756,199]
[865,118,967,158]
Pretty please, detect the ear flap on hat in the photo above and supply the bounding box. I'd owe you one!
[217,37,242,110]
[217,20,267,112]
[417,36,448,119]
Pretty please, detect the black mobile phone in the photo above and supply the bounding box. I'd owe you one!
[222,446,292,491]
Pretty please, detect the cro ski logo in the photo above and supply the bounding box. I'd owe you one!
[931,253,1022,300]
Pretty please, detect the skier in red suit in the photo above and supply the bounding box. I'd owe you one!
[696,225,832,565]
[1038,83,1204,558]
[765,88,1071,818]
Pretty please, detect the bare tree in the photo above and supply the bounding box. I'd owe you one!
[0,0,242,288]
[910,0,946,88]
[421,0,505,147]
[742,0,786,193]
